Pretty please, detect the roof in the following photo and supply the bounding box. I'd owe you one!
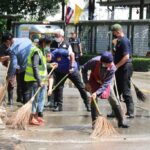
[98,0,150,7]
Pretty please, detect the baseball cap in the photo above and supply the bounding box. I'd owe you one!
[1,32,13,43]
[100,51,113,63]
[111,24,122,32]
[54,29,64,36]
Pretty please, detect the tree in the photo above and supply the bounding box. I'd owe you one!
[0,0,62,21]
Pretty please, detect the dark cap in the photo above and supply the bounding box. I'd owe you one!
[100,51,113,63]
[1,32,13,43]
[111,24,122,32]
[39,35,52,45]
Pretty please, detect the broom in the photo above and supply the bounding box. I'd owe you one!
[131,79,146,102]
[7,71,69,130]
[0,61,10,105]
[90,98,117,138]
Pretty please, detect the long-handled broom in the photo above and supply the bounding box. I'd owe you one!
[0,61,10,105]
[90,98,117,138]
[131,79,146,102]
[7,71,69,130]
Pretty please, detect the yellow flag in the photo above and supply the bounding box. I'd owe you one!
[74,4,83,24]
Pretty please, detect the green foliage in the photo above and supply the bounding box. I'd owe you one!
[80,55,150,72]
[0,0,62,21]
[132,57,150,72]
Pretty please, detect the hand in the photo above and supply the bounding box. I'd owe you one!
[50,62,58,69]
[39,82,45,87]
[91,92,97,101]
[48,89,52,96]
[80,52,83,56]
[69,67,74,74]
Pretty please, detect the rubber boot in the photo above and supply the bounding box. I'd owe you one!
[8,87,13,105]
[113,106,129,128]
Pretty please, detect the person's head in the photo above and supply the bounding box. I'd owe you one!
[54,29,64,43]
[39,35,51,48]
[100,51,113,68]
[1,32,14,48]
[70,31,77,39]
[111,24,124,39]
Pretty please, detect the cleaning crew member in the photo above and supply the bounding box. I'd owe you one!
[82,51,129,128]
[49,29,90,112]
[24,37,47,125]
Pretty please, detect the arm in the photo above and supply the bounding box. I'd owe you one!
[116,54,129,69]
[0,56,10,62]
[32,52,41,86]
[68,45,75,67]
[81,58,97,83]
[48,75,54,96]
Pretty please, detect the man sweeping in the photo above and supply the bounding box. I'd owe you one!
[82,51,129,129]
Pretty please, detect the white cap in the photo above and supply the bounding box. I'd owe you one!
[54,29,64,36]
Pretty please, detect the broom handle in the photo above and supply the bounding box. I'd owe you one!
[92,98,101,116]
[52,73,69,92]
[0,61,10,105]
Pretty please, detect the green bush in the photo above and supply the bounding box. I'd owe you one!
[80,54,150,72]
[133,57,150,72]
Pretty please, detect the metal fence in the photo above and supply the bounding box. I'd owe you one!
[13,20,150,56]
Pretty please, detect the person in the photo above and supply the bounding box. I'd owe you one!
[82,51,129,129]
[24,36,48,125]
[111,24,134,118]
[0,33,22,105]
[1,32,37,105]
[69,31,83,70]
[48,28,90,112]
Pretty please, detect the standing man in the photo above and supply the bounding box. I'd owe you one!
[69,31,83,70]
[82,51,129,128]
[1,32,36,104]
[49,29,90,112]
[111,24,134,118]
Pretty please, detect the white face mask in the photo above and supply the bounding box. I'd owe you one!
[55,37,61,43]
[102,63,107,68]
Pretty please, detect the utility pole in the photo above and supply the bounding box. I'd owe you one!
[140,0,144,19]
[62,0,65,21]
[88,0,95,20]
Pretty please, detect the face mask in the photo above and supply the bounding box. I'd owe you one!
[102,63,107,68]
[44,46,50,53]
[55,37,61,43]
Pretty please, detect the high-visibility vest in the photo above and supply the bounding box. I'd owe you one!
[24,46,47,82]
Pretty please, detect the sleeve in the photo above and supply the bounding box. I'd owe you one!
[68,45,74,55]
[7,50,17,78]
[121,39,130,56]
[81,58,97,83]
[96,69,115,96]
[32,52,41,85]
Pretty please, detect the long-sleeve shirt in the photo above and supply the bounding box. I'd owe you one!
[8,38,32,77]
[82,56,116,96]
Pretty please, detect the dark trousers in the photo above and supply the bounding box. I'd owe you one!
[19,71,36,104]
[53,70,89,107]
[115,62,134,115]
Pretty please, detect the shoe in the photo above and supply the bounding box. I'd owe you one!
[126,113,134,119]
[118,123,129,128]
[53,105,63,112]
[38,112,43,118]
[36,117,44,123]
[107,112,115,118]
[29,117,41,126]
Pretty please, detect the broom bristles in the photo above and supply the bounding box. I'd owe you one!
[90,116,117,138]
[6,101,32,130]
[0,85,6,104]
[133,83,146,102]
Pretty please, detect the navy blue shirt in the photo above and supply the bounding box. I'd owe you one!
[114,36,132,64]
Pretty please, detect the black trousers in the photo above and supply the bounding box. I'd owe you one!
[53,70,89,107]
[115,62,134,115]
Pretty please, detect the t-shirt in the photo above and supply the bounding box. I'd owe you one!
[114,36,132,64]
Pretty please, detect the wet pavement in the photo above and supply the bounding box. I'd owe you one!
[0,71,150,150]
